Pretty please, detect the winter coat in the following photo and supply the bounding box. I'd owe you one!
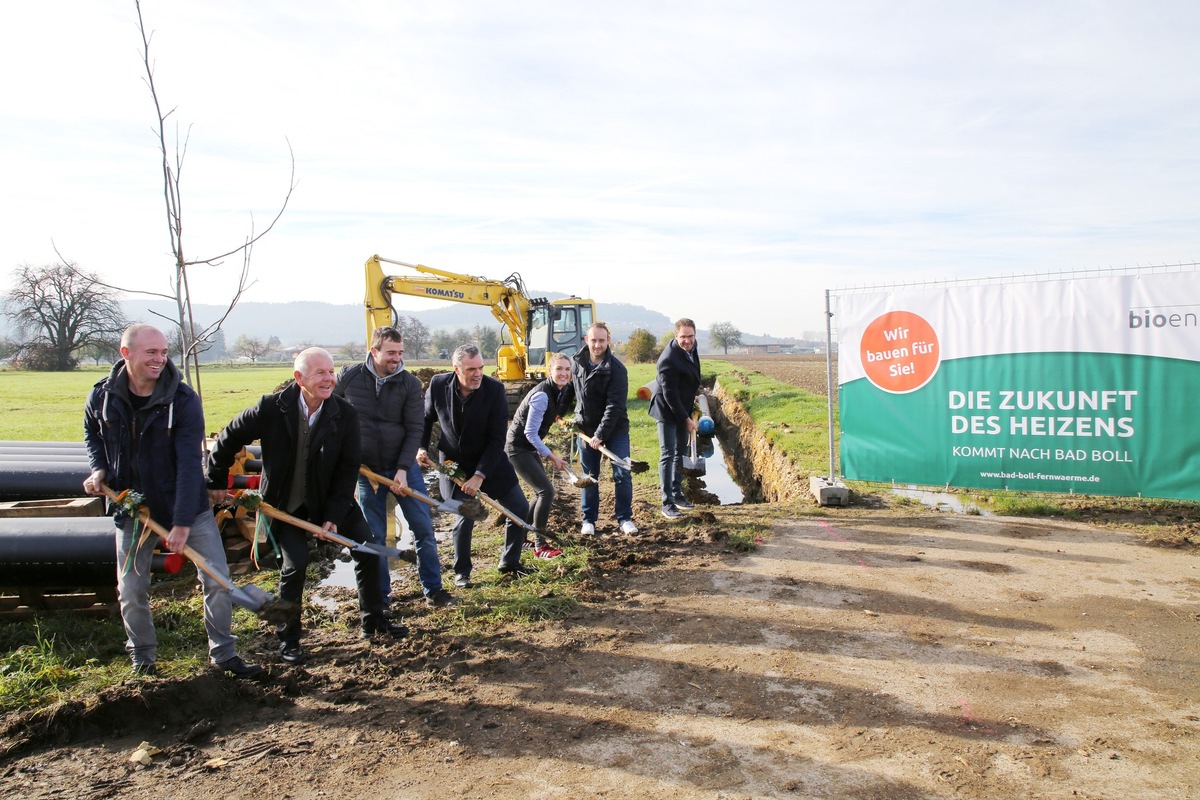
[422,371,518,495]
[649,338,702,424]
[83,358,209,528]
[334,360,424,474]
[571,346,629,441]
[206,382,362,528]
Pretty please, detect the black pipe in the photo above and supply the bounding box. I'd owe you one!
[0,517,184,586]
[0,461,90,501]
[0,441,86,449]
[0,447,88,458]
[0,454,92,463]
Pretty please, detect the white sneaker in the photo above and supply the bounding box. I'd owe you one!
[580,521,596,536]
[619,519,638,535]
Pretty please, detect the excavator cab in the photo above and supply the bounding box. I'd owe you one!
[527,300,594,373]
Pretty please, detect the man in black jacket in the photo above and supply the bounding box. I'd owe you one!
[83,323,261,677]
[649,318,701,518]
[418,344,531,587]
[335,327,454,608]
[207,347,405,666]
[572,322,637,536]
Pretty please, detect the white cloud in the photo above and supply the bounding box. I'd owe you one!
[2,1,1199,338]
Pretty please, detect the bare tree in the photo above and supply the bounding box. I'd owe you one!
[402,316,431,359]
[709,321,743,355]
[231,334,280,363]
[3,262,128,370]
[120,0,296,398]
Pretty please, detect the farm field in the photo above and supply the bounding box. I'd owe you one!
[2,354,1198,799]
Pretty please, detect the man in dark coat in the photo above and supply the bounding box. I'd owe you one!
[571,322,637,535]
[649,318,702,518]
[83,323,261,677]
[418,344,531,587]
[207,347,406,666]
[335,326,455,609]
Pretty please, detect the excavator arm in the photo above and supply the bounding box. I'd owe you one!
[364,254,597,383]
[365,255,533,378]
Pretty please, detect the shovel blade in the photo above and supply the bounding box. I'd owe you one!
[682,456,706,477]
[440,497,489,522]
[352,541,404,559]
[230,584,269,612]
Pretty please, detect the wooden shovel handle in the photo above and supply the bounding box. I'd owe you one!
[426,461,533,531]
[98,484,235,592]
[359,466,440,510]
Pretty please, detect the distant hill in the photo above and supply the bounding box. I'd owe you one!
[3,293,801,356]
[115,297,675,350]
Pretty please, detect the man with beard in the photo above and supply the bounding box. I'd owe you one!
[336,327,455,608]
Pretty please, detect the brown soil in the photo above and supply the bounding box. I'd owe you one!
[3,505,1198,799]
[3,356,1198,798]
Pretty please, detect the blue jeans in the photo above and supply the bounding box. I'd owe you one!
[116,509,237,665]
[579,429,633,523]
[656,419,689,506]
[357,465,442,599]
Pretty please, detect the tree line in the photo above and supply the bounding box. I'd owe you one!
[1,262,529,369]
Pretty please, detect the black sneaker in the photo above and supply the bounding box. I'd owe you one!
[362,620,409,641]
[217,655,264,678]
[454,573,473,589]
[674,497,695,510]
[661,505,682,519]
[426,589,457,608]
[132,662,157,677]
[497,562,535,577]
[279,641,305,665]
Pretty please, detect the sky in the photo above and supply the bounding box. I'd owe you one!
[2,0,1199,340]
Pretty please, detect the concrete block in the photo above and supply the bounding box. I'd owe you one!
[809,476,849,507]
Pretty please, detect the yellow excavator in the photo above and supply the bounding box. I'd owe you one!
[363,254,597,382]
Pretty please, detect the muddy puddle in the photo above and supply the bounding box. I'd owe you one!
[891,485,992,515]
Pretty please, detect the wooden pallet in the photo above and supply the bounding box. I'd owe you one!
[0,497,104,518]
[0,586,118,618]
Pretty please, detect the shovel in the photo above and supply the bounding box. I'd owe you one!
[682,429,706,477]
[576,433,650,474]
[249,498,417,562]
[560,462,598,489]
[359,466,488,522]
[425,460,563,545]
[99,484,298,624]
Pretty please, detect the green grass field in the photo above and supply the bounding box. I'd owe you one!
[0,365,296,441]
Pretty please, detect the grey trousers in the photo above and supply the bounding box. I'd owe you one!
[115,509,238,666]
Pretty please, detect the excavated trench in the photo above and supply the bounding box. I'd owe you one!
[706,378,810,504]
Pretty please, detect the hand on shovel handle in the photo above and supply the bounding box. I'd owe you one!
[358,466,488,522]
[576,433,650,474]
[252,498,415,562]
[425,460,549,540]
[97,484,297,622]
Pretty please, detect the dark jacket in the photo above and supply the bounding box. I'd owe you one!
[206,382,362,528]
[84,358,208,528]
[505,378,575,455]
[334,360,424,474]
[571,346,629,441]
[649,339,702,424]
[422,371,518,495]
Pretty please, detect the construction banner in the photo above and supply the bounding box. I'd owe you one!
[835,272,1200,501]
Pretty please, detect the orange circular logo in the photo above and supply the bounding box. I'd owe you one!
[859,311,940,393]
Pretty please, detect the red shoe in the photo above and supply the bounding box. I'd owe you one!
[533,544,563,559]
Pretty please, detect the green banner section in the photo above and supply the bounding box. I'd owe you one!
[840,352,1200,501]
